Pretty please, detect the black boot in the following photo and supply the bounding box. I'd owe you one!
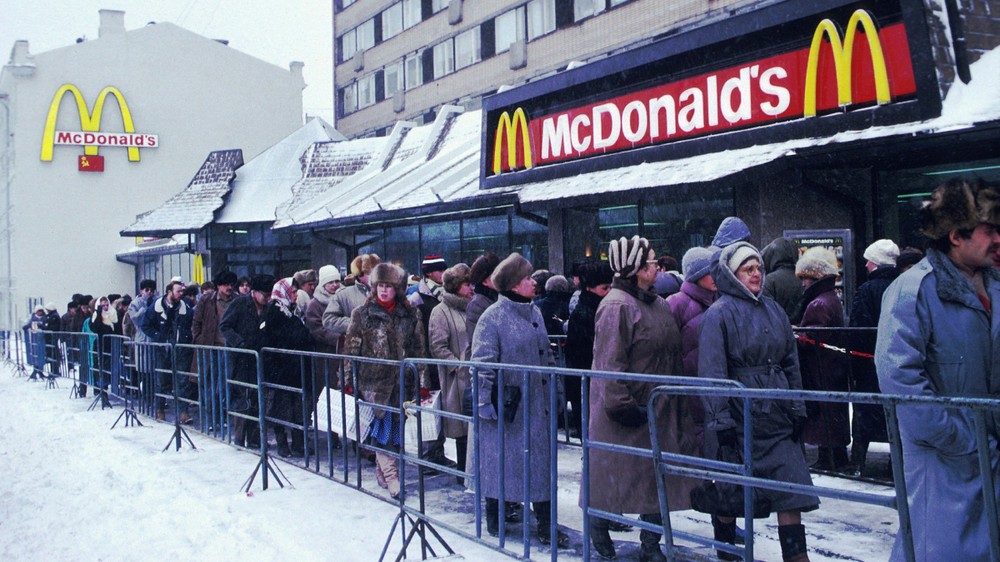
[832,447,850,472]
[778,524,810,562]
[455,437,468,485]
[590,517,616,559]
[534,501,569,548]
[850,439,870,476]
[638,513,666,562]
[712,516,740,561]
[485,498,499,537]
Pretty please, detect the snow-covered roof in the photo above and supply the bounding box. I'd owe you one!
[215,118,345,224]
[120,149,244,237]
[114,234,189,263]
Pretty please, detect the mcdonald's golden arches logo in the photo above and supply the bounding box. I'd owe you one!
[492,108,533,174]
[804,10,891,117]
[40,84,158,163]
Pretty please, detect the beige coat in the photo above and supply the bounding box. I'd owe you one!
[584,278,699,514]
[428,293,470,438]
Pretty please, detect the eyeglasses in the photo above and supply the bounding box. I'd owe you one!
[737,264,762,276]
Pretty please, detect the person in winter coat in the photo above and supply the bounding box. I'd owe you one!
[219,274,274,449]
[427,263,473,481]
[141,281,194,421]
[191,270,237,421]
[585,236,698,562]
[762,237,803,320]
[304,264,343,446]
[88,296,116,407]
[564,260,613,437]
[793,247,850,471]
[666,246,717,455]
[847,239,899,475]
[471,252,567,547]
[128,280,158,397]
[24,306,46,379]
[345,263,425,501]
[323,253,380,340]
[699,241,819,562]
[41,302,61,377]
[262,278,314,458]
[876,179,1000,561]
[465,252,500,355]
[536,274,571,335]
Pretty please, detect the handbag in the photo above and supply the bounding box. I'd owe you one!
[689,444,772,518]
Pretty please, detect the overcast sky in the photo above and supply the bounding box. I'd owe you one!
[0,0,334,123]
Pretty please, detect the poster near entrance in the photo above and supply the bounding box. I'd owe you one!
[783,229,854,318]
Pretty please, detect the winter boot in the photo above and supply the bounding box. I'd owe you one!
[505,502,523,523]
[712,516,740,561]
[831,447,851,472]
[79,383,87,398]
[455,437,468,485]
[533,501,569,548]
[485,498,500,537]
[376,452,401,498]
[849,439,870,477]
[590,517,616,559]
[638,513,666,562]
[778,524,810,562]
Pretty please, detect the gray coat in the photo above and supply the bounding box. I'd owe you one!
[585,279,697,514]
[471,294,555,502]
[698,242,819,514]
[428,293,470,438]
[876,249,1000,561]
[322,282,371,336]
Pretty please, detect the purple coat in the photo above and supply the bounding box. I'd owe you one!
[666,281,717,378]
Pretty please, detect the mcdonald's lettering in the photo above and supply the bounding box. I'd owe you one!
[486,9,916,175]
[40,84,158,163]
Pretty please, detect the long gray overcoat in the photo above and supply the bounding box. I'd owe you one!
[428,292,470,438]
[876,249,1000,561]
[698,242,819,514]
[584,278,699,514]
[471,294,556,502]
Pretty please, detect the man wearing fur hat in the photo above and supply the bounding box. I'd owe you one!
[323,253,380,338]
[876,178,1000,561]
[292,269,318,319]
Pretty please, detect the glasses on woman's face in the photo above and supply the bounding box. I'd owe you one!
[737,264,762,276]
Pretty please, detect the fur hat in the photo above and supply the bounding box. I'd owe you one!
[250,274,276,293]
[608,235,651,278]
[712,217,751,248]
[796,247,839,279]
[470,252,501,286]
[545,274,570,294]
[421,254,448,275]
[727,244,762,274]
[681,246,714,282]
[369,263,407,294]
[920,178,1000,240]
[318,265,341,287]
[491,253,533,292]
[442,263,471,294]
[896,247,924,270]
[863,239,900,267]
[580,260,613,288]
[214,270,237,287]
[293,269,318,287]
[350,253,381,276]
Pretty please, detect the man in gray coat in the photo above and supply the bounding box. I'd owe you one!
[877,178,1000,561]
[322,253,380,339]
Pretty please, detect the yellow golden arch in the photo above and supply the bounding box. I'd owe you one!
[492,108,533,174]
[803,9,891,117]
[40,84,140,162]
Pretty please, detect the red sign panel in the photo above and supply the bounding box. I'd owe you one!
[78,154,105,172]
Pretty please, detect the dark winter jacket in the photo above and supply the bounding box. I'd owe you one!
[219,295,266,384]
[260,300,313,387]
[565,289,602,370]
[795,276,850,448]
[762,237,802,320]
[848,265,897,442]
[140,296,192,345]
[408,278,442,360]
[536,290,571,335]
[850,265,897,330]
[698,242,818,514]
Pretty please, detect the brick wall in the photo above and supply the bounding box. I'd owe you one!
[926,0,1000,98]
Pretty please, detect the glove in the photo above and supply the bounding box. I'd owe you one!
[478,403,498,420]
[716,428,739,449]
[608,404,648,428]
[791,417,807,443]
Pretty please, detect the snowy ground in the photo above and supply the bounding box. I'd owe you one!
[0,363,898,561]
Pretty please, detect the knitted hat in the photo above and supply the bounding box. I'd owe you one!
[796,247,839,279]
[545,275,570,294]
[318,264,341,287]
[350,253,381,276]
[469,252,501,286]
[442,263,471,294]
[293,269,318,287]
[34,305,44,313]
[45,302,57,312]
[712,217,751,248]
[421,254,448,274]
[681,246,714,282]
[250,274,276,293]
[369,263,407,294]
[727,244,762,274]
[863,239,900,267]
[920,178,1000,240]
[608,235,651,278]
[214,270,237,287]
[491,253,534,292]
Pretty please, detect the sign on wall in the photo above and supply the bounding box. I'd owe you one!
[40,84,158,170]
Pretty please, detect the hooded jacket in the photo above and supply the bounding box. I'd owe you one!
[761,237,803,320]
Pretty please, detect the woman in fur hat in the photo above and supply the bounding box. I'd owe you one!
[345,263,425,501]
[698,241,819,562]
[470,252,567,547]
[793,247,850,472]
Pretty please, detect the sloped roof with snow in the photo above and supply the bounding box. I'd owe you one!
[120,149,244,236]
[215,118,344,224]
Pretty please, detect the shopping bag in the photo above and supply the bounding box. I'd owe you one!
[316,387,374,442]
[403,390,441,455]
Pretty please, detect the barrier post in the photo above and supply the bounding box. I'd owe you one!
[241,349,289,492]
[162,342,196,452]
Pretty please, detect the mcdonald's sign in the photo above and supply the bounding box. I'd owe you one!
[40,84,158,164]
[485,7,918,178]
